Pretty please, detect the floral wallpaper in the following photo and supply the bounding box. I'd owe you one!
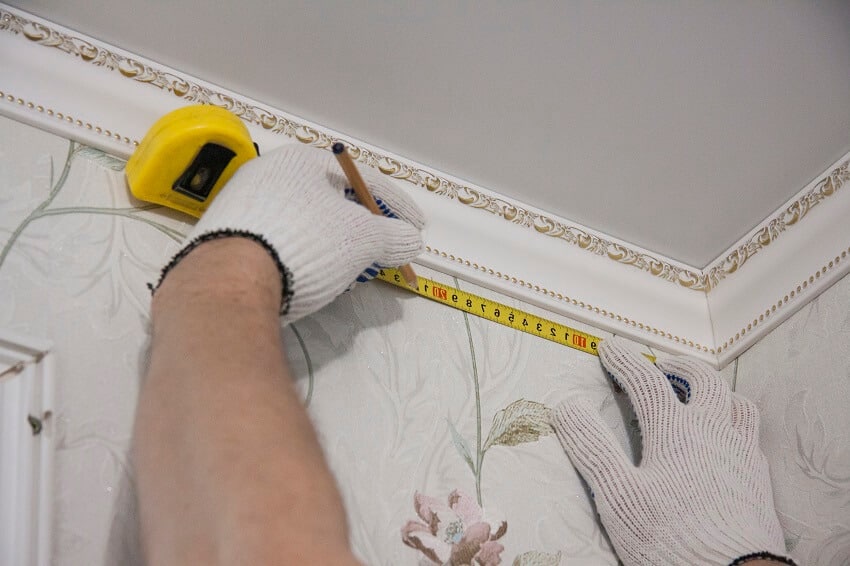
[1,115,847,565]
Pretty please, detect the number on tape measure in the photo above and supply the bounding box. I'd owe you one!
[375,268,604,356]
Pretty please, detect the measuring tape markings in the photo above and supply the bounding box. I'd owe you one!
[376,268,604,357]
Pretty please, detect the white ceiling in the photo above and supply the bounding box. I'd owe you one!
[12,1,850,266]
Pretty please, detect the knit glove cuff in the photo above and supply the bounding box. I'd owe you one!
[729,552,798,565]
[150,229,294,314]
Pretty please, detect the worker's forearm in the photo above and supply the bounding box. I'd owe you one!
[133,238,358,565]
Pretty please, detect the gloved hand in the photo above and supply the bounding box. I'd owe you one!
[152,143,425,324]
[552,338,793,566]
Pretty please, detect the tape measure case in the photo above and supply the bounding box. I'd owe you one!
[125,105,257,218]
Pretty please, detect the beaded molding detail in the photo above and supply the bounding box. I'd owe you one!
[717,246,850,352]
[0,90,138,148]
[424,245,713,354]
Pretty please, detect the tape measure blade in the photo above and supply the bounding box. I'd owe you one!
[376,268,602,357]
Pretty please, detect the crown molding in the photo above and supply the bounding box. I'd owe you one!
[2,4,849,368]
[707,159,850,367]
[704,158,850,290]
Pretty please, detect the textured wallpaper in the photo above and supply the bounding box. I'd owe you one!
[735,273,850,564]
[1,115,847,565]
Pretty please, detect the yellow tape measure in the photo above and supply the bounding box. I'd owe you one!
[377,268,611,358]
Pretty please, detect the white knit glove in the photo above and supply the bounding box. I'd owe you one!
[552,338,793,566]
[152,143,424,324]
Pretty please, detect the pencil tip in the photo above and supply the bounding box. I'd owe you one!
[332,142,345,155]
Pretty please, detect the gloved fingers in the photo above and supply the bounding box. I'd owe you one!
[598,338,678,443]
[552,397,633,497]
[655,356,732,419]
[342,187,423,232]
[357,166,427,230]
[368,214,424,267]
[730,393,761,441]
[253,143,331,190]
[228,144,424,235]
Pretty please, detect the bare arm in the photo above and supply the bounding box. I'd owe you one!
[133,238,360,565]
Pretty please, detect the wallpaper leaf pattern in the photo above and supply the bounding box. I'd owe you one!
[448,418,475,474]
[483,399,553,451]
[1,116,849,565]
[512,550,563,566]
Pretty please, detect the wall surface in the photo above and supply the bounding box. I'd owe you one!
[1,115,847,565]
[735,272,850,562]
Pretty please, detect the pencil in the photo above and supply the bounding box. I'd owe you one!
[332,142,419,288]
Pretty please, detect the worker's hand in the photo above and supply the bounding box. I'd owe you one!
[153,144,424,324]
[552,338,793,565]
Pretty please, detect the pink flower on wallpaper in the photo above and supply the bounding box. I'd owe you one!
[401,490,507,565]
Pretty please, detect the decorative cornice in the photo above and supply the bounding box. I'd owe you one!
[1,6,847,303]
[705,159,850,290]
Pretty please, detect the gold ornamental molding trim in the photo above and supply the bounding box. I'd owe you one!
[2,7,846,298]
[704,159,850,290]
